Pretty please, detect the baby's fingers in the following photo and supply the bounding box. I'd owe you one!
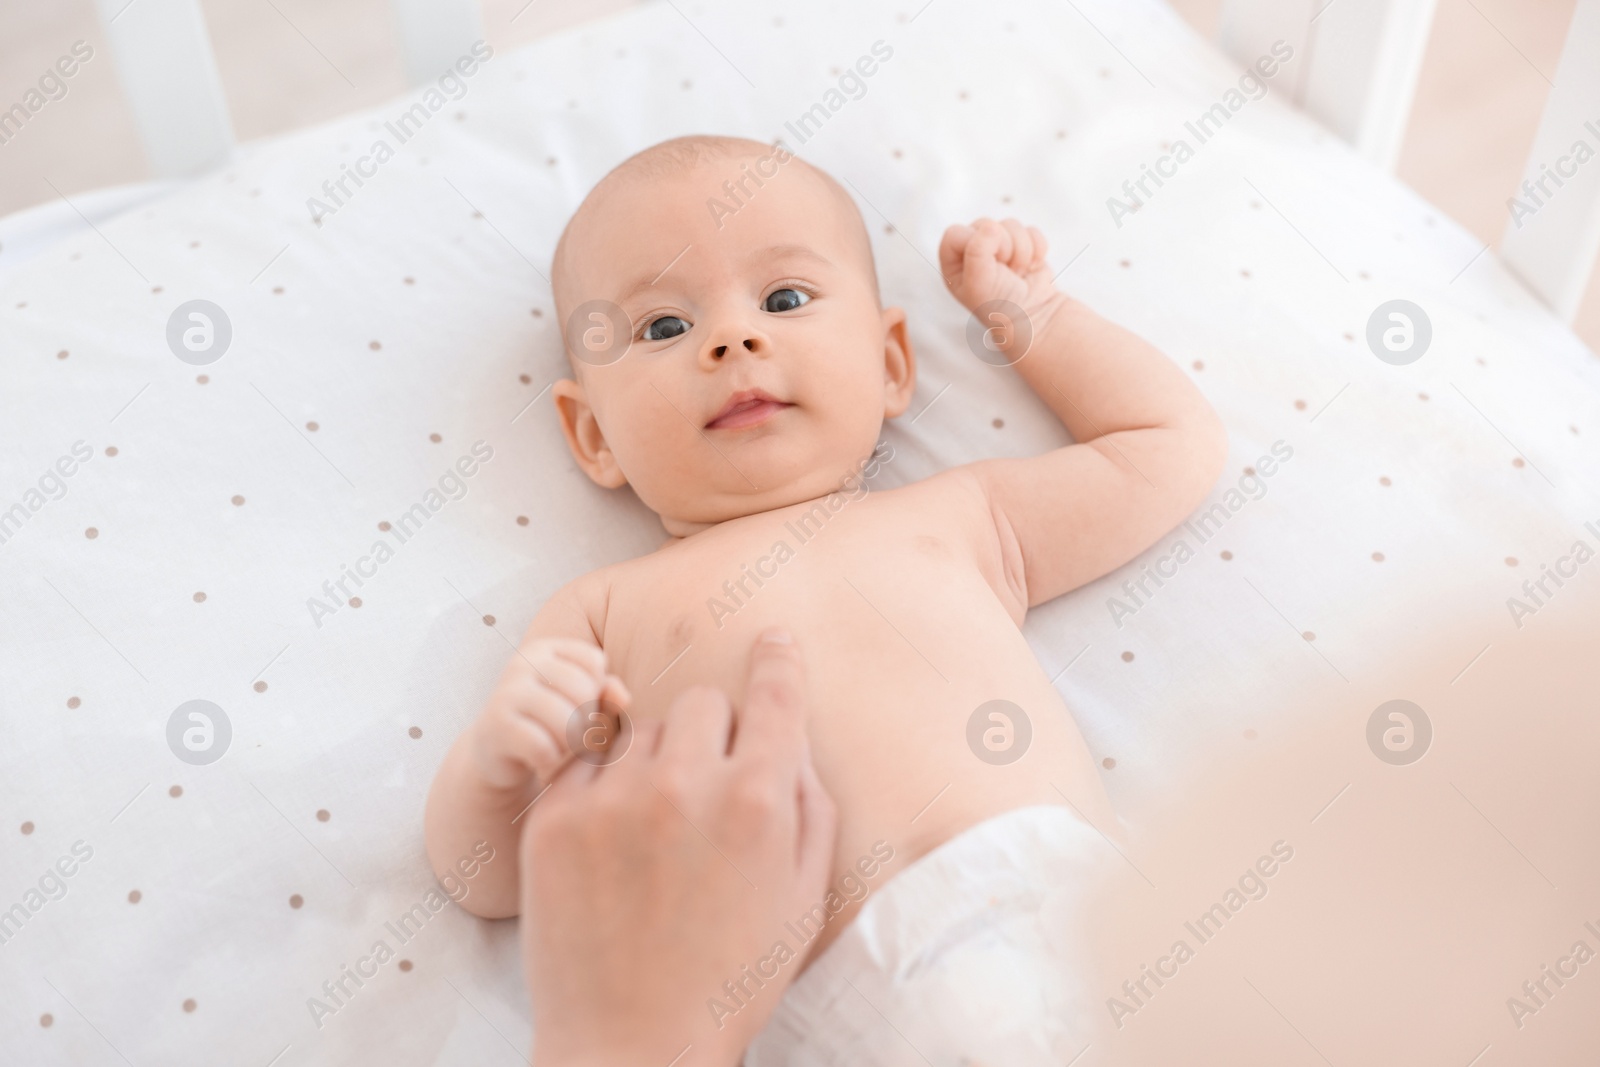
[1000,219,1034,270]
[968,218,1013,263]
[476,708,564,787]
[518,652,603,709]
[1027,225,1050,270]
[601,673,632,711]
[509,717,567,783]
[939,224,975,285]
[544,638,607,680]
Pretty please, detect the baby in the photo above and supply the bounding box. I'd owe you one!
[425,135,1226,959]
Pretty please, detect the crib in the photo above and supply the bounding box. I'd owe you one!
[5,0,1600,1063]
[61,0,1600,321]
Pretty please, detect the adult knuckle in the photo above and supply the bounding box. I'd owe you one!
[730,776,782,820]
[653,768,694,807]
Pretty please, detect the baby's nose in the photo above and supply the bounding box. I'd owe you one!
[710,335,762,360]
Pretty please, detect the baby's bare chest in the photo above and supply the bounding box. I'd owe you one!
[599,492,1021,716]
[590,489,1111,902]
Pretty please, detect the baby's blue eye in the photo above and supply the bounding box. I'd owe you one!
[763,288,810,313]
[643,315,690,341]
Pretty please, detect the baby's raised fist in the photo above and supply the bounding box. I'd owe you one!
[939,217,1056,318]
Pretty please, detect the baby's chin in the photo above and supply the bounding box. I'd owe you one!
[651,471,859,539]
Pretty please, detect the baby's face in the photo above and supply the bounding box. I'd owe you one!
[553,152,914,535]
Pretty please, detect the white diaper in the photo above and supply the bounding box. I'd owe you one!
[745,805,1106,1066]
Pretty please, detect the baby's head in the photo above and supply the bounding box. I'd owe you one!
[551,135,915,536]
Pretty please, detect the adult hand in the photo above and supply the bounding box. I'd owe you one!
[521,629,838,1067]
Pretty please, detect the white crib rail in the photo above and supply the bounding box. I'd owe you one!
[1499,0,1600,322]
[91,0,1600,324]
[1218,0,1438,173]
[390,0,485,88]
[93,0,233,178]
[1222,0,1598,324]
[94,0,484,179]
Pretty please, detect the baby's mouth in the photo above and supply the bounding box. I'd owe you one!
[705,389,793,430]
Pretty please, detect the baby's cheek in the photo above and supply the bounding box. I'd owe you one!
[607,393,690,476]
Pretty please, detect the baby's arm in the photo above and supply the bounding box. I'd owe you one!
[424,577,626,919]
[940,219,1228,608]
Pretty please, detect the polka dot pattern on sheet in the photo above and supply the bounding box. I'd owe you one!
[11,6,1600,1061]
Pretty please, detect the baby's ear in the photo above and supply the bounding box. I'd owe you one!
[880,306,916,419]
[552,378,628,488]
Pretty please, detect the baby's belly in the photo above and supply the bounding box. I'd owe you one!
[603,542,1113,954]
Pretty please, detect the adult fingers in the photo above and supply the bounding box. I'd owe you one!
[631,718,665,759]
[793,748,838,891]
[656,684,735,768]
[527,749,597,819]
[600,673,633,711]
[731,629,809,772]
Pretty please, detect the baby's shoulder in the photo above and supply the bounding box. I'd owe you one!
[874,463,994,525]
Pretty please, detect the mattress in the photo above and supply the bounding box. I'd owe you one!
[4,0,1599,1062]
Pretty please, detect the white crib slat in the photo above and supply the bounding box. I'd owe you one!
[94,0,233,178]
[1217,0,1312,85]
[1218,0,1437,173]
[391,0,485,87]
[1500,0,1600,323]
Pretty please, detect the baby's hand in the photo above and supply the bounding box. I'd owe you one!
[939,218,1059,321]
[467,638,632,790]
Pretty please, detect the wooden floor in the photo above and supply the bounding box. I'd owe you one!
[2,0,1595,346]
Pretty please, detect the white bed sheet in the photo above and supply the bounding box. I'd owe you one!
[4,0,1599,1062]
